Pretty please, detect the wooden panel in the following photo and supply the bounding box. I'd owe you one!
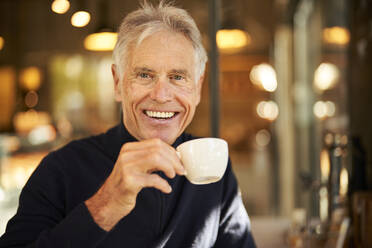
[0,66,16,131]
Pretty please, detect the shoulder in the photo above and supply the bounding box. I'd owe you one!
[30,133,105,174]
[23,131,113,196]
[53,133,106,159]
[33,122,122,175]
[50,122,123,163]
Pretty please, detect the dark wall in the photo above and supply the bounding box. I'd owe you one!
[349,0,372,190]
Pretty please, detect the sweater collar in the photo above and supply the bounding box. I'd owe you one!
[104,119,186,161]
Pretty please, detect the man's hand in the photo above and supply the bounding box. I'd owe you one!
[85,138,185,231]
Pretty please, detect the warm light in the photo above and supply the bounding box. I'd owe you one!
[13,110,52,134]
[256,129,271,147]
[257,101,279,121]
[216,29,250,50]
[65,55,84,78]
[325,101,335,116]
[0,152,46,190]
[340,168,348,196]
[84,32,118,51]
[28,124,57,145]
[0,136,20,153]
[71,11,91,28]
[323,26,350,45]
[25,91,39,108]
[250,63,277,92]
[314,63,339,91]
[314,101,327,118]
[320,149,330,182]
[64,91,85,110]
[14,168,30,189]
[19,66,42,91]
[0,67,15,129]
[319,187,328,222]
[0,36,4,50]
[57,117,73,138]
[51,0,70,14]
[313,101,336,119]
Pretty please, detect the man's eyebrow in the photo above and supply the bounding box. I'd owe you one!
[169,69,191,78]
[133,67,155,73]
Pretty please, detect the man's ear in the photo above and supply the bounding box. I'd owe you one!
[195,73,205,106]
[112,64,122,102]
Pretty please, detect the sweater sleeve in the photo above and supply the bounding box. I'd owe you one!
[214,161,256,248]
[0,152,108,248]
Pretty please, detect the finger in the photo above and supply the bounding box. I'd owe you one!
[141,151,177,179]
[166,148,186,176]
[143,140,185,176]
[119,150,176,179]
[120,140,185,176]
[120,139,164,153]
[155,147,185,176]
[139,173,172,194]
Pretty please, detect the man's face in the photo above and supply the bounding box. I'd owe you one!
[112,30,204,144]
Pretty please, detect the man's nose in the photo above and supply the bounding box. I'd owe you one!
[149,77,173,103]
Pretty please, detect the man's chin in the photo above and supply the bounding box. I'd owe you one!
[143,131,178,145]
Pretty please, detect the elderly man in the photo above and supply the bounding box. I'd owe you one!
[0,2,255,247]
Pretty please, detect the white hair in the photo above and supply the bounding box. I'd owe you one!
[112,1,208,81]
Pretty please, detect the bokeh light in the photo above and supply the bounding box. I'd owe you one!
[323,26,350,45]
[65,55,84,78]
[84,32,118,51]
[0,36,4,50]
[320,149,330,182]
[51,0,70,14]
[256,129,271,147]
[250,63,277,92]
[325,101,335,116]
[19,67,42,91]
[313,101,336,119]
[339,168,348,196]
[71,11,91,28]
[313,101,327,119]
[257,101,279,121]
[13,110,52,134]
[216,29,250,50]
[25,91,39,108]
[314,63,339,91]
[28,125,57,145]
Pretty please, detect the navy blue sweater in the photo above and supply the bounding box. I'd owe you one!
[0,123,256,247]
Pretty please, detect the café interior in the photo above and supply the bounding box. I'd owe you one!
[0,0,371,247]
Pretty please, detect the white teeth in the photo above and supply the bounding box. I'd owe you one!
[145,111,175,119]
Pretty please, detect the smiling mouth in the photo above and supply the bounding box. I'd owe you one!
[144,110,179,120]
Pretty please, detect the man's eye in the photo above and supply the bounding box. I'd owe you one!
[138,72,151,79]
[171,75,184,81]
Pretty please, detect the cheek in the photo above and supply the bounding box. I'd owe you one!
[177,87,199,106]
[123,84,150,108]
[121,84,135,109]
[122,81,139,99]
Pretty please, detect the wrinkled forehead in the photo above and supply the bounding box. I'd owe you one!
[127,30,198,76]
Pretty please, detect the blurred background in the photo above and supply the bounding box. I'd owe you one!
[0,0,371,247]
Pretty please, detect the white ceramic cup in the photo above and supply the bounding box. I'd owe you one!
[176,138,228,185]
